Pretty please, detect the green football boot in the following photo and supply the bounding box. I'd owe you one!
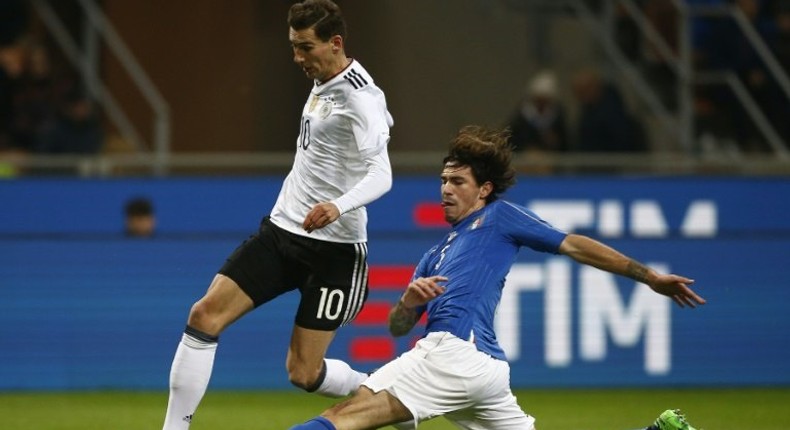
[653,409,698,430]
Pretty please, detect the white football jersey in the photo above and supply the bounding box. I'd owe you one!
[270,59,393,243]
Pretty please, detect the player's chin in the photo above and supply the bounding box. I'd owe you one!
[301,68,314,78]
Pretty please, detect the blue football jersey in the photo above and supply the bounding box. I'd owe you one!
[411,200,567,360]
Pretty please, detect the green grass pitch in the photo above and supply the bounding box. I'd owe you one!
[1,387,788,429]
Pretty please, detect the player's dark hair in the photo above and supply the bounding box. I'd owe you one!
[288,0,346,42]
[443,125,516,203]
[125,197,154,217]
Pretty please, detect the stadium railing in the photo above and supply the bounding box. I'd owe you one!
[2,151,788,177]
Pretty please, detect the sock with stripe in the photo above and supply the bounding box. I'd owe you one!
[289,416,337,430]
[162,326,218,430]
[311,358,368,397]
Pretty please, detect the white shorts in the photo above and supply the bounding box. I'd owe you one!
[362,331,536,430]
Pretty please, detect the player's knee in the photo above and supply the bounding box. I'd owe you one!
[287,364,322,392]
[288,371,318,392]
[187,300,221,335]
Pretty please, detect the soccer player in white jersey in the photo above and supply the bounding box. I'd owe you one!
[289,126,705,430]
[162,1,393,428]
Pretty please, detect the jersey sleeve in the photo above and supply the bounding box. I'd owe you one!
[330,88,394,215]
[408,250,434,318]
[331,150,392,214]
[498,201,567,254]
[347,88,393,158]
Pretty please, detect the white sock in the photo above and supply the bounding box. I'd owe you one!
[314,358,368,397]
[162,332,218,430]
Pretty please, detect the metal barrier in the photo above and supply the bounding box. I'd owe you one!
[11,0,789,177]
[2,151,789,177]
[30,0,171,172]
[513,0,790,156]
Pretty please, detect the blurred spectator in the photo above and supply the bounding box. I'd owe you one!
[694,85,742,156]
[687,0,726,66]
[506,70,569,154]
[698,0,780,152]
[0,42,25,151]
[642,0,680,110]
[2,0,105,158]
[9,42,59,152]
[614,2,642,63]
[36,85,104,154]
[0,0,30,152]
[571,67,647,153]
[769,1,790,71]
[124,197,156,238]
[0,0,29,47]
[764,0,790,144]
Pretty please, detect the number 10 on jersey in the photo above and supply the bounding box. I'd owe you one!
[316,287,344,320]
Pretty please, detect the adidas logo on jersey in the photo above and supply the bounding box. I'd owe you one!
[343,69,368,89]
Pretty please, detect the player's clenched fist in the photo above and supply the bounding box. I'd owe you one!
[302,202,340,233]
[401,276,448,308]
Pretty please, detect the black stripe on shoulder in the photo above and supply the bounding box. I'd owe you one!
[343,68,369,90]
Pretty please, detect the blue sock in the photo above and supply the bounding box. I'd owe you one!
[289,416,336,430]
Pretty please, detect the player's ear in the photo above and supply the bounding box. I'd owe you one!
[479,182,493,200]
[330,35,342,52]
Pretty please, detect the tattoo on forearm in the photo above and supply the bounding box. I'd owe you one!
[626,259,651,284]
[388,301,418,337]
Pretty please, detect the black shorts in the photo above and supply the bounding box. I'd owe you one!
[219,217,369,331]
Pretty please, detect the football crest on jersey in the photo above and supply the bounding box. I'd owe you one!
[318,100,333,119]
[470,216,485,230]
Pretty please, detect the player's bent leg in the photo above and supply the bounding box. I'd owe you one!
[287,325,368,397]
[163,274,254,430]
[187,274,255,336]
[162,327,217,430]
[446,350,536,430]
[447,401,536,430]
[318,358,369,397]
[287,325,335,391]
[319,386,414,430]
[446,413,535,430]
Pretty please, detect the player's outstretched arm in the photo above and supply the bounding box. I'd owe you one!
[558,234,706,308]
[388,276,447,336]
[644,272,706,308]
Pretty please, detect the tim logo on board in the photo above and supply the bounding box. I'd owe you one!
[495,199,716,375]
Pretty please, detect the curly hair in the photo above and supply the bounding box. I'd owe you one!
[288,0,346,42]
[443,125,516,203]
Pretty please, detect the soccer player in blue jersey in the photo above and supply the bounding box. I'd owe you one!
[289,125,704,430]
